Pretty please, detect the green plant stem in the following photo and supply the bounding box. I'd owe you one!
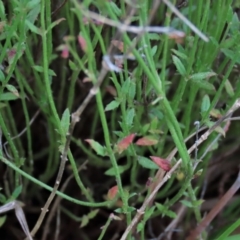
[0,155,108,207]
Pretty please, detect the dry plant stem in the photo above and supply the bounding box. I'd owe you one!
[79,9,183,35]
[120,99,240,240]
[158,204,186,240]
[52,0,68,16]
[186,170,240,240]
[41,161,88,240]
[162,0,208,41]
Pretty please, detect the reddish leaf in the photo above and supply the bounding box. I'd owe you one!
[78,35,87,52]
[61,45,69,59]
[105,85,117,96]
[150,156,171,171]
[135,136,158,146]
[107,185,118,200]
[146,177,153,187]
[116,134,135,154]
[111,40,124,52]
[7,48,17,63]
[168,31,185,44]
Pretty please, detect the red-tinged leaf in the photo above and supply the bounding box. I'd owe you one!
[107,185,118,200]
[135,136,158,146]
[150,156,171,171]
[7,48,17,62]
[78,35,87,52]
[146,177,153,187]
[168,31,185,44]
[61,45,69,59]
[111,40,124,52]
[116,134,135,154]
[105,85,117,96]
[224,121,231,133]
[85,139,106,156]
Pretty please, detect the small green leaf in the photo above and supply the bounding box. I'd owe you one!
[0,93,18,101]
[0,193,6,204]
[171,49,188,60]
[137,222,144,233]
[189,72,216,81]
[180,200,193,208]
[80,215,89,228]
[87,209,99,219]
[0,215,6,227]
[127,206,136,213]
[25,19,41,35]
[32,65,43,72]
[26,0,40,9]
[109,2,122,16]
[105,100,120,111]
[192,79,215,91]
[122,78,131,95]
[68,60,78,71]
[155,202,177,218]
[0,70,5,82]
[60,108,70,136]
[32,65,56,76]
[85,139,107,157]
[172,55,186,76]
[225,79,234,97]
[46,18,65,34]
[128,81,136,100]
[126,108,135,126]
[114,208,123,213]
[11,185,22,200]
[105,165,126,176]
[148,33,160,40]
[6,84,19,97]
[201,95,210,114]
[137,156,158,170]
[151,46,158,57]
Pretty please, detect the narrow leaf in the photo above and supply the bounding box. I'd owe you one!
[135,136,158,146]
[189,72,216,81]
[85,139,106,156]
[11,185,22,200]
[116,133,135,154]
[105,100,120,111]
[105,166,126,176]
[225,79,234,97]
[6,84,19,97]
[150,156,171,171]
[60,108,70,136]
[172,55,186,76]
[201,95,210,113]
[137,156,158,170]
[126,108,135,126]
[0,93,18,101]
[192,79,215,91]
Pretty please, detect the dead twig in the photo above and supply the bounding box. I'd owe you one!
[186,169,240,240]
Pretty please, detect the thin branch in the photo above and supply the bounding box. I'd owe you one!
[162,0,209,41]
[41,161,88,240]
[186,170,240,240]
